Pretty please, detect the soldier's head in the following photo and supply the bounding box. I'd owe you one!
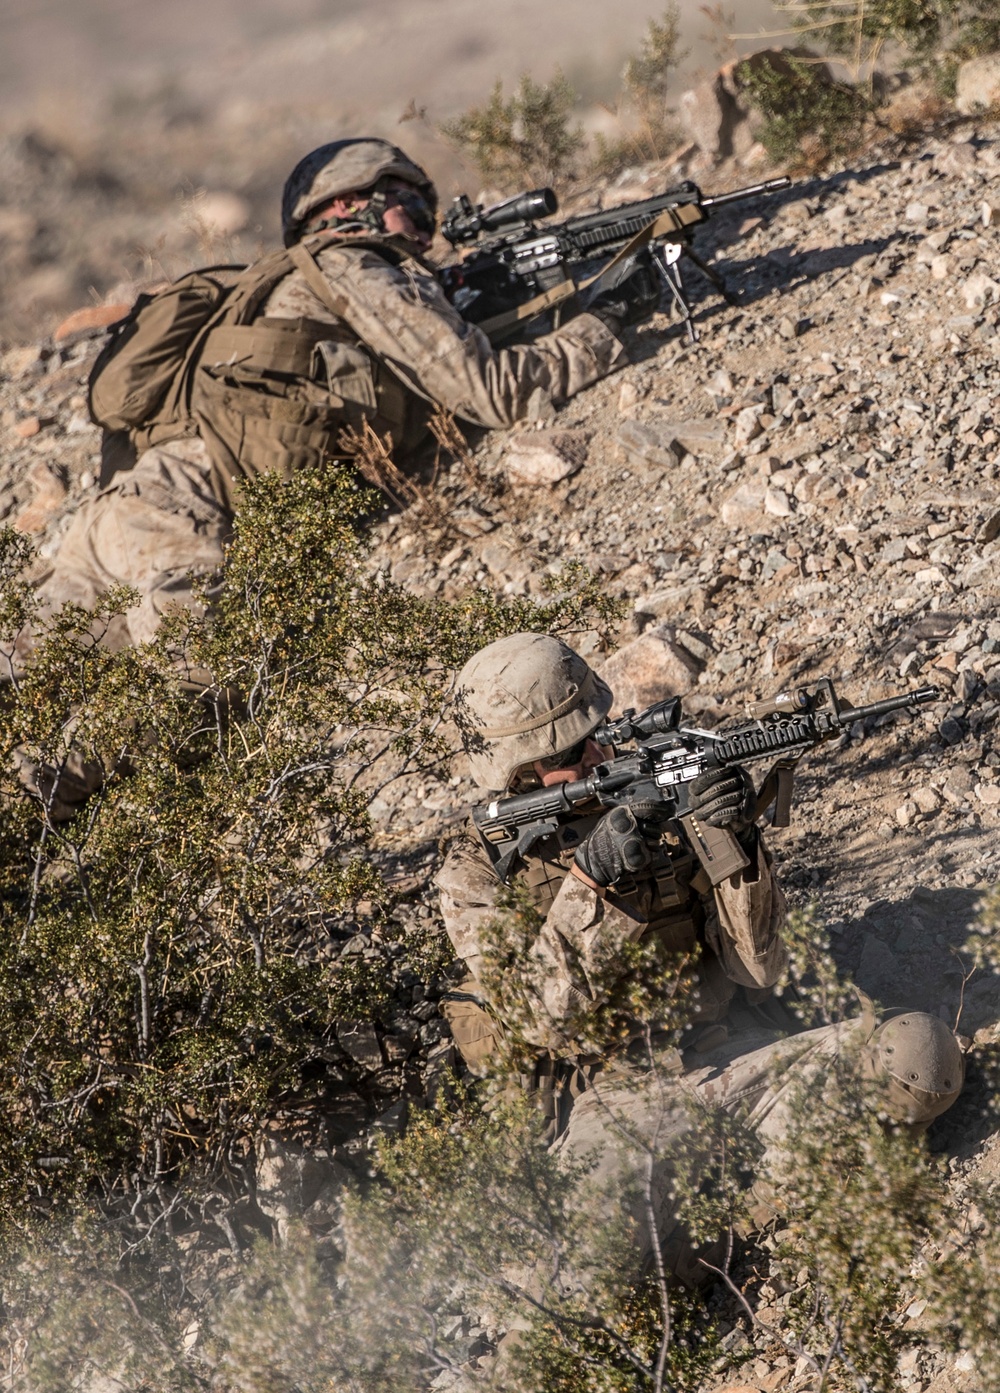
[282,138,437,249]
[454,633,614,792]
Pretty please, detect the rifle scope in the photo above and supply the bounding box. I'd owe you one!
[443,187,558,245]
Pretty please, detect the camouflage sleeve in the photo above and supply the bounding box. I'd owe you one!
[702,834,789,989]
[309,245,629,427]
[435,836,646,1053]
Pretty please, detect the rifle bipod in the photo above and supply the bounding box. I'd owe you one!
[653,243,737,344]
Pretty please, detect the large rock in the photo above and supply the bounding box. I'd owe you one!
[618,416,724,470]
[955,53,1000,115]
[679,49,832,162]
[503,429,590,486]
[597,626,703,712]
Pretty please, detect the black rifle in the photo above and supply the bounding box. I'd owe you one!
[440,176,791,345]
[473,678,938,886]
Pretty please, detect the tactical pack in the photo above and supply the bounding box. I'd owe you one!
[87,235,418,498]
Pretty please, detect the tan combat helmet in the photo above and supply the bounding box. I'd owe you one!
[866,1013,965,1126]
[281,138,437,245]
[455,633,613,791]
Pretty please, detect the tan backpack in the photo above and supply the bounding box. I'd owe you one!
[87,237,418,498]
[87,249,297,444]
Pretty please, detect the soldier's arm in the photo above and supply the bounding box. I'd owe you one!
[701,834,789,990]
[436,837,646,1053]
[315,245,628,428]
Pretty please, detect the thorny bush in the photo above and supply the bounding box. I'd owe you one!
[0,463,620,1232]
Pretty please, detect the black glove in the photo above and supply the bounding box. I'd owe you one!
[688,766,757,846]
[574,806,656,887]
[586,253,660,334]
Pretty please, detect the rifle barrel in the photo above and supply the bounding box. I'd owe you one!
[701,177,791,209]
[838,686,939,726]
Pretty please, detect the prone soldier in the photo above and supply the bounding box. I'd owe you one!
[9,138,657,676]
[437,632,965,1279]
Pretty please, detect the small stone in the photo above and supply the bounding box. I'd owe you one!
[930,254,951,281]
[904,202,929,223]
[896,800,918,827]
[975,783,1000,807]
[983,202,998,228]
[720,480,767,527]
[618,379,641,412]
[934,141,977,175]
[961,272,1000,310]
[337,1021,384,1072]
[912,786,940,814]
[978,507,1000,544]
[14,417,41,438]
[733,404,765,447]
[955,52,1000,115]
[764,487,794,517]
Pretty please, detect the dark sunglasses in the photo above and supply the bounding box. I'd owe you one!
[535,737,590,773]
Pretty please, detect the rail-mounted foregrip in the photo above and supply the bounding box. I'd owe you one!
[471,679,939,886]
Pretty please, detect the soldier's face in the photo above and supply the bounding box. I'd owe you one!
[380,180,435,249]
[533,738,609,787]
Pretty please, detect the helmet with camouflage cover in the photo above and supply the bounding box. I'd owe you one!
[455,633,613,791]
[865,1012,964,1126]
[281,138,437,245]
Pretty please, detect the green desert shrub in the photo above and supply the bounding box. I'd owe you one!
[0,463,621,1234]
[594,5,687,174]
[440,71,584,189]
[737,53,870,166]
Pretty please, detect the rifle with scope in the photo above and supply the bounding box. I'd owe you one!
[472,677,939,886]
[440,176,791,344]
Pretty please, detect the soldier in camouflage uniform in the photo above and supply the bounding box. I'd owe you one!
[437,632,965,1277]
[12,138,652,670]
[4,139,657,812]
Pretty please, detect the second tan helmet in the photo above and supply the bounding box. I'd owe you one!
[455,632,613,790]
[281,138,437,245]
[865,1012,964,1126]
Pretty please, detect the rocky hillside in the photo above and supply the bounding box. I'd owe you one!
[3,101,1000,1391]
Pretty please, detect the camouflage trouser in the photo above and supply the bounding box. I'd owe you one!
[552,1012,906,1284]
[3,437,231,817]
[11,436,230,674]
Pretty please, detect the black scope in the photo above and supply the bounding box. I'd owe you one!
[443,187,558,246]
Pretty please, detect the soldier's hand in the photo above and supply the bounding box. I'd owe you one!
[689,766,756,845]
[586,253,660,333]
[574,806,655,887]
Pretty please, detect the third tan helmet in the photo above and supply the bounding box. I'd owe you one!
[454,633,613,790]
[281,138,437,245]
[865,1012,964,1126]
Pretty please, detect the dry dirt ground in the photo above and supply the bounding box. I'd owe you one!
[2,104,1000,1390]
